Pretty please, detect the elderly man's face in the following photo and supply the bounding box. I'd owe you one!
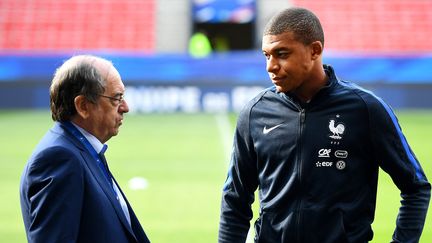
[86,67,129,143]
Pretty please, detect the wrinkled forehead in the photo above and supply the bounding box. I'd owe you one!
[91,58,117,80]
[100,65,124,93]
[104,65,121,84]
[81,56,123,90]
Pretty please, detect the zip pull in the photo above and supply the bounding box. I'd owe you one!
[300,109,306,123]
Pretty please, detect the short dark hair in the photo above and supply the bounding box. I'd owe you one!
[263,7,324,47]
[50,55,110,121]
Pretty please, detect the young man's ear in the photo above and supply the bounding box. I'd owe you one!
[310,41,323,60]
[74,95,90,119]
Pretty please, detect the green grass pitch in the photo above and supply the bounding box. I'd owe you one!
[0,110,431,242]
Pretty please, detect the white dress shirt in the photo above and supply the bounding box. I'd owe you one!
[72,122,131,226]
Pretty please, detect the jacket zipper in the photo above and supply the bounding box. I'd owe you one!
[296,108,306,242]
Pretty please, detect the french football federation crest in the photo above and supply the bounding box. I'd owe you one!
[328,119,345,140]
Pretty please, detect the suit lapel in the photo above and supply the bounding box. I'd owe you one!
[56,122,138,240]
[112,177,150,243]
[80,151,137,238]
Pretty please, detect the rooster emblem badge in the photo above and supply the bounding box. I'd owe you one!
[329,119,345,140]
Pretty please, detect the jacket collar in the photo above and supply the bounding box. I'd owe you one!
[278,64,339,108]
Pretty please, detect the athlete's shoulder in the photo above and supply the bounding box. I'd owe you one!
[240,86,277,112]
[340,80,387,107]
[235,86,277,128]
[326,65,391,115]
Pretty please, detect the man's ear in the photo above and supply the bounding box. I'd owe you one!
[74,95,90,119]
[310,41,323,60]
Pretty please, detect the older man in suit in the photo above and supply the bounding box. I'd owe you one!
[19,55,150,243]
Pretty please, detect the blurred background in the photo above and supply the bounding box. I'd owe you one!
[1,0,432,111]
[0,0,431,242]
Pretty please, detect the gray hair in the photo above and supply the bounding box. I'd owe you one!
[50,55,112,121]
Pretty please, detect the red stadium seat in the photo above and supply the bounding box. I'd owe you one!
[0,0,155,52]
[291,0,432,53]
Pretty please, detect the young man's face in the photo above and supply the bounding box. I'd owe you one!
[262,31,316,94]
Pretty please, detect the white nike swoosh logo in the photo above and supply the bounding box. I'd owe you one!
[263,124,283,134]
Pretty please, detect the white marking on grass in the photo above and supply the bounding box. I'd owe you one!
[214,113,233,167]
[128,177,149,190]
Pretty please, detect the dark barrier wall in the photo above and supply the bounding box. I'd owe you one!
[1,52,431,111]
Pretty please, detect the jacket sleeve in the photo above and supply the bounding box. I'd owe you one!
[219,107,259,243]
[367,98,431,243]
[21,146,84,243]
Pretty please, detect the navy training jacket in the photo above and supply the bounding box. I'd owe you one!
[219,65,430,243]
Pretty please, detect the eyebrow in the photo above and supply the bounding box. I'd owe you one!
[111,92,124,97]
[274,47,290,52]
[263,47,291,54]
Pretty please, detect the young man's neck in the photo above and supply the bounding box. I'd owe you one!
[294,67,328,103]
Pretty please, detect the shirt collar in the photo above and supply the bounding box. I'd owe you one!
[71,122,107,154]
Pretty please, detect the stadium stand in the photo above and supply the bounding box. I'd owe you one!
[0,0,431,110]
[291,0,432,53]
[0,0,155,52]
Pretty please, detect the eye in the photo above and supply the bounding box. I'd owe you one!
[114,94,124,104]
[263,52,270,60]
[277,51,289,58]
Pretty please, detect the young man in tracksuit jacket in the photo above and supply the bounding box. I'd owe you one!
[218,7,430,243]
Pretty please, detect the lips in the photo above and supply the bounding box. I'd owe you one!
[270,73,283,80]
[271,77,284,85]
[118,117,124,126]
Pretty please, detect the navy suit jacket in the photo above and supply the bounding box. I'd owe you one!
[20,122,150,243]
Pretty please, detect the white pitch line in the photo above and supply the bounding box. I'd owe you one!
[214,113,233,167]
